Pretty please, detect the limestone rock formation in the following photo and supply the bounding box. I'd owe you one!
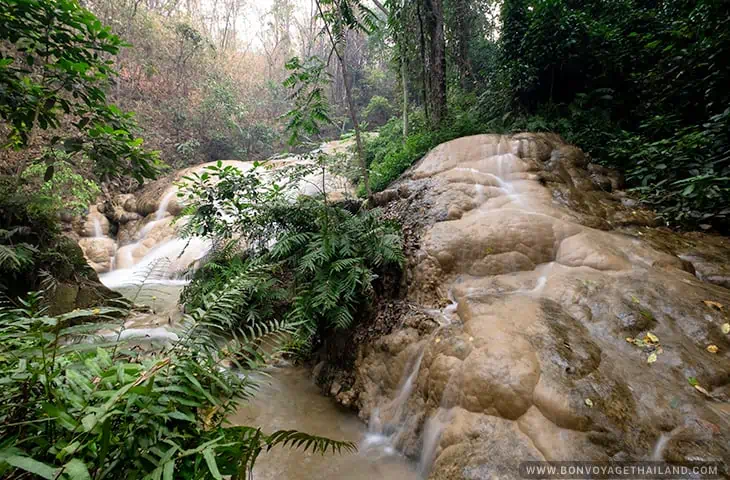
[337,134,730,478]
[70,148,356,282]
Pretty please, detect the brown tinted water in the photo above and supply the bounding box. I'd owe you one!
[230,366,419,480]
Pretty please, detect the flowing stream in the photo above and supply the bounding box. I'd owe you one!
[84,146,422,478]
[231,367,417,479]
[75,134,730,475]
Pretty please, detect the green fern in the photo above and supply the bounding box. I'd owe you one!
[0,243,37,273]
[219,427,356,479]
[0,290,355,480]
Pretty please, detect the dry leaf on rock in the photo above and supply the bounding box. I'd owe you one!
[694,384,712,398]
[703,300,724,310]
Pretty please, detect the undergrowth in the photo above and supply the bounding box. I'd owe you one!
[178,155,405,347]
[0,286,355,479]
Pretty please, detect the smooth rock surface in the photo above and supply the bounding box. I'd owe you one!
[342,134,730,478]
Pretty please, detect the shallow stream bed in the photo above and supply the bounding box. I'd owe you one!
[230,366,419,480]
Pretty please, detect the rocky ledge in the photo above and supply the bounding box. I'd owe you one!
[317,134,730,478]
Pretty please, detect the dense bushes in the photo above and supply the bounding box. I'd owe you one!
[179,158,404,345]
[372,0,729,231]
[486,0,730,231]
[0,287,353,479]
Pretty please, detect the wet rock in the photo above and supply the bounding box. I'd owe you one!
[78,237,116,273]
[339,134,730,478]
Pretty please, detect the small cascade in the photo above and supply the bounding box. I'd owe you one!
[138,220,159,239]
[100,237,210,289]
[363,341,429,456]
[422,288,459,326]
[417,407,453,477]
[93,218,104,238]
[650,430,676,461]
[524,261,556,296]
[155,190,177,220]
[362,325,463,477]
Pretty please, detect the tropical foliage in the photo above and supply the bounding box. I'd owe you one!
[365,0,730,231]
[179,157,404,343]
[0,288,354,479]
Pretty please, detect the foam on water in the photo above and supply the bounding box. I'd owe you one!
[100,237,210,289]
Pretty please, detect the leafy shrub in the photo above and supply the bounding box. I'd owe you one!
[181,255,288,330]
[178,158,405,342]
[0,287,354,479]
[363,95,393,125]
[272,198,404,333]
[21,150,100,216]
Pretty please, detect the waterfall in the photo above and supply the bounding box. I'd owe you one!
[156,190,177,220]
[417,407,453,477]
[93,218,104,237]
[363,342,428,455]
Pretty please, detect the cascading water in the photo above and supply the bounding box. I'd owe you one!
[155,190,176,220]
[93,218,104,238]
[363,292,462,477]
[365,136,573,476]
[363,342,428,459]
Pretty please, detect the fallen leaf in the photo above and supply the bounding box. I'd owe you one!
[584,398,593,408]
[625,337,634,343]
[703,300,724,310]
[694,384,712,397]
[646,332,659,344]
[706,345,719,354]
[722,323,730,335]
[647,352,657,364]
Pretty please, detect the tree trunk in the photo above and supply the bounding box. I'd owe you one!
[424,0,446,128]
[417,1,430,124]
[314,0,370,196]
[397,5,408,138]
[454,0,473,90]
[401,53,409,138]
[341,42,370,196]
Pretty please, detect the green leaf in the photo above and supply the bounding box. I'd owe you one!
[0,452,57,479]
[202,448,222,480]
[162,461,175,480]
[63,459,91,480]
[42,403,78,431]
